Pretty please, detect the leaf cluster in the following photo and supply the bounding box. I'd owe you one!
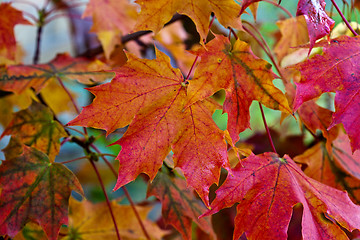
[0,0,360,239]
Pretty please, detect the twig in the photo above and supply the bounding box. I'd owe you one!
[56,76,88,135]
[55,76,80,114]
[65,126,86,136]
[331,0,358,36]
[184,14,215,82]
[78,14,186,58]
[89,159,122,240]
[241,24,287,82]
[33,18,43,64]
[90,144,151,240]
[59,156,88,164]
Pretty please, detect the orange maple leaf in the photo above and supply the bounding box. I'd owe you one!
[134,0,242,42]
[68,49,229,206]
[83,0,138,58]
[64,197,168,239]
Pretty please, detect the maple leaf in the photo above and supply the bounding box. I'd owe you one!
[274,16,309,63]
[239,0,261,17]
[39,79,79,114]
[294,131,360,203]
[61,197,168,240]
[147,170,215,240]
[0,3,31,60]
[83,0,137,34]
[291,36,360,152]
[203,152,360,240]
[68,48,229,206]
[187,35,291,142]
[0,145,84,240]
[1,101,68,161]
[83,0,138,58]
[0,53,112,94]
[134,0,242,42]
[0,89,32,127]
[296,0,334,50]
[2,137,24,160]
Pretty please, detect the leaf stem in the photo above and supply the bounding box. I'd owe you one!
[229,27,238,40]
[89,159,122,240]
[45,12,83,24]
[259,103,277,154]
[241,24,287,81]
[184,14,215,81]
[262,0,293,18]
[47,1,87,15]
[59,156,88,164]
[65,126,86,136]
[123,187,152,239]
[56,76,88,135]
[330,0,358,36]
[21,11,38,23]
[56,76,80,114]
[90,144,151,240]
[242,22,272,55]
[33,19,43,64]
[185,56,199,80]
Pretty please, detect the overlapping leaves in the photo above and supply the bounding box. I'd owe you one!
[134,0,242,42]
[1,0,360,239]
[187,35,291,142]
[1,101,67,161]
[291,36,360,152]
[295,131,360,203]
[148,170,214,240]
[203,153,360,240]
[0,53,112,94]
[297,0,335,50]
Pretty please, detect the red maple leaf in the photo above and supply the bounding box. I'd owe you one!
[186,34,291,142]
[291,36,360,152]
[203,152,360,239]
[0,3,31,60]
[297,0,334,50]
[68,49,229,206]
